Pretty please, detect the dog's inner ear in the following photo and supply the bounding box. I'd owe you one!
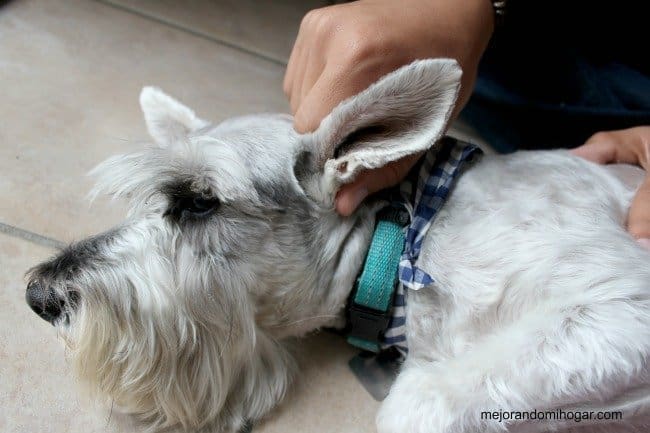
[294,124,400,193]
[333,124,393,159]
[162,182,220,222]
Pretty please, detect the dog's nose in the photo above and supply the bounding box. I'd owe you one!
[26,281,63,324]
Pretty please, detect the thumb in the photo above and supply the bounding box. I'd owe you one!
[335,154,420,216]
[571,140,616,164]
[628,174,650,245]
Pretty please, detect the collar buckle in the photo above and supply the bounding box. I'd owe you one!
[347,295,393,352]
[348,296,390,343]
[345,203,407,353]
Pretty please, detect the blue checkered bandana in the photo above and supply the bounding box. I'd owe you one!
[380,137,482,354]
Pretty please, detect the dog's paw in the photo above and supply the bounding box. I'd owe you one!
[376,367,456,433]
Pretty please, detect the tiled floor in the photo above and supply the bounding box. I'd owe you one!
[0,0,382,432]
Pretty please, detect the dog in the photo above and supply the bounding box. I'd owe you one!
[26,59,650,433]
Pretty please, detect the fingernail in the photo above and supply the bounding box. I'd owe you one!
[638,238,650,250]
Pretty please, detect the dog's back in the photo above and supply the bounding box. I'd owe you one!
[396,150,650,432]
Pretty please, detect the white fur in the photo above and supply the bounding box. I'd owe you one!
[140,86,208,146]
[378,151,650,433]
[28,59,650,433]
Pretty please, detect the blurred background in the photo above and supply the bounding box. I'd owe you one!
[0,1,394,432]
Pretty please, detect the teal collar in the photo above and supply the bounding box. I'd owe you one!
[346,206,408,353]
[344,138,482,354]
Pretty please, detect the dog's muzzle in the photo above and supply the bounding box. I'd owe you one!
[26,280,65,324]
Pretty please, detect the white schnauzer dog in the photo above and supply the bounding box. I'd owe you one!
[26,59,650,433]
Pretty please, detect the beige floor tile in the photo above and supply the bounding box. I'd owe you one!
[102,0,329,64]
[0,233,378,433]
[0,0,289,243]
[257,333,380,433]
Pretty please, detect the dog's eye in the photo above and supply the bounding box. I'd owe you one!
[188,197,220,215]
[166,196,220,221]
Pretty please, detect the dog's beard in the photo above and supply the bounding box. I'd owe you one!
[63,268,294,433]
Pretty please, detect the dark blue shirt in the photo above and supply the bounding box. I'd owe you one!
[461,0,650,152]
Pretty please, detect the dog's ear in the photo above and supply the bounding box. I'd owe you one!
[139,87,208,146]
[296,58,461,204]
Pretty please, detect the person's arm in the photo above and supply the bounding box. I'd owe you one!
[284,0,494,215]
[573,126,650,246]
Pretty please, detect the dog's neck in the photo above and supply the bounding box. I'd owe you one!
[255,204,381,339]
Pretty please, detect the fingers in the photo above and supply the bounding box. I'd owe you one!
[574,127,650,247]
[571,139,617,164]
[572,127,650,167]
[297,49,322,106]
[283,22,302,102]
[335,154,421,216]
[286,4,396,133]
[286,36,307,114]
[293,67,348,133]
[285,8,333,119]
[628,174,650,243]
[294,58,386,133]
[285,9,313,113]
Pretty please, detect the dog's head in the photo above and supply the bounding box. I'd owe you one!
[25,59,461,431]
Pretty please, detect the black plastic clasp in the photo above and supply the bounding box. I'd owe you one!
[347,300,392,345]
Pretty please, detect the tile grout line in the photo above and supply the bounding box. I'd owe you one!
[0,222,66,250]
[92,0,289,67]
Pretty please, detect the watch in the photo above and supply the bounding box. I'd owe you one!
[491,0,507,27]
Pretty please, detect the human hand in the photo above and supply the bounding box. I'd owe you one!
[572,126,650,247]
[284,0,494,215]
